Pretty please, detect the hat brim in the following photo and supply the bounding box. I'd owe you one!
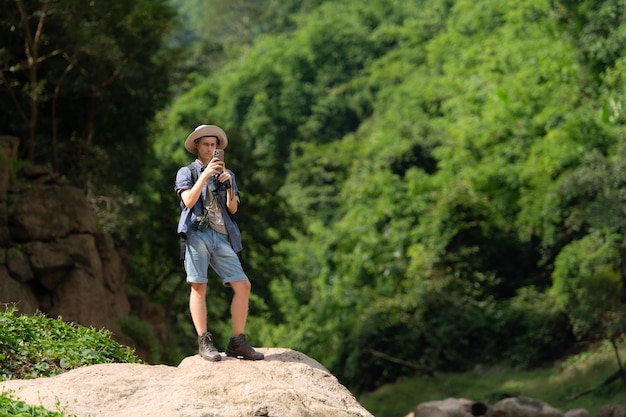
[184,125,228,154]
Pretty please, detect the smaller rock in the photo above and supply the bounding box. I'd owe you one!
[19,164,61,185]
[490,396,562,417]
[414,397,474,417]
[598,405,626,417]
[563,408,590,417]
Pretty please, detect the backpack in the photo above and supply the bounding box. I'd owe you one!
[179,162,198,261]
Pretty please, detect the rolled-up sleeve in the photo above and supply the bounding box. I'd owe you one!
[175,166,193,194]
[175,166,197,236]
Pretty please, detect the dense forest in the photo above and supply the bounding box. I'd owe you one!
[2,0,626,393]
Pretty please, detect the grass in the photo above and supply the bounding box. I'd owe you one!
[0,308,140,416]
[359,339,626,417]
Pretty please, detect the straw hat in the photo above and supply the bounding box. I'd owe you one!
[184,125,228,154]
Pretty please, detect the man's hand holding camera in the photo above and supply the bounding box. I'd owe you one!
[212,166,232,188]
[180,154,231,210]
[199,156,224,182]
[204,154,231,194]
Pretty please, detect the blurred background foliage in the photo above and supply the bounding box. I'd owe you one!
[3,0,626,395]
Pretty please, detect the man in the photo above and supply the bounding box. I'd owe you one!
[175,124,264,361]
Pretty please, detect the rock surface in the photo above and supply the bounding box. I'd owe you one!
[489,397,562,417]
[0,348,374,417]
[0,135,130,339]
[414,397,474,417]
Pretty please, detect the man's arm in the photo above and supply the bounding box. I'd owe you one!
[226,187,240,214]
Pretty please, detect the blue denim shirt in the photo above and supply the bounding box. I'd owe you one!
[175,160,243,253]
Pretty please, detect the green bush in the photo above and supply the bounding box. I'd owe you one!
[497,287,577,367]
[331,281,577,392]
[0,309,140,381]
[0,391,67,416]
[119,315,161,364]
[0,309,140,416]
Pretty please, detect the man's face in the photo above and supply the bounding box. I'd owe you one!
[196,137,218,160]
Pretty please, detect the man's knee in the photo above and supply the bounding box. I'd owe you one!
[231,279,251,295]
[191,283,207,296]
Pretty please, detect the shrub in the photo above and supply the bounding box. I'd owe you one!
[0,309,139,381]
[0,391,66,416]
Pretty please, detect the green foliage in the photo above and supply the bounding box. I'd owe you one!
[0,309,139,381]
[119,316,162,364]
[148,0,626,391]
[499,287,576,366]
[551,231,623,339]
[0,391,69,417]
[0,0,178,192]
[555,0,626,77]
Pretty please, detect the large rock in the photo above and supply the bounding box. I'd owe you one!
[49,267,129,333]
[6,247,34,283]
[0,265,38,314]
[414,397,474,417]
[0,348,374,417]
[598,405,626,417]
[410,397,592,417]
[564,409,590,417]
[8,184,97,242]
[1,152,130,342]
[489,397,562,417]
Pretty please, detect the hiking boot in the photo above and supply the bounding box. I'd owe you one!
[198,332,221,361]
[226,334,264,360]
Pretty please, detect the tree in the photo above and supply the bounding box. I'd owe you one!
[0,0,178,189]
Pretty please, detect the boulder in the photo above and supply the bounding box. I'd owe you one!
[0,348,374,417]
[6,247,34,283]
[598,405,626,417]
[1,142,130,343]
[0,264,38,314]
[563,409,590,417]
[8,184,97,242]
[489,397,562,417]
[414,397,474,417]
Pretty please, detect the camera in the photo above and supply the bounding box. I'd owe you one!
[209,172,231,194]
[197,214,210,231]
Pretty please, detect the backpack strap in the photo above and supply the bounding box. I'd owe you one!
[180,162,200,262]
[188,162,199,185]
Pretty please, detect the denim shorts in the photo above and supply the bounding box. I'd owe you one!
[184,227,248,286]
